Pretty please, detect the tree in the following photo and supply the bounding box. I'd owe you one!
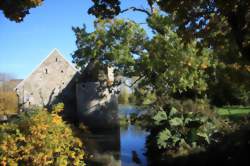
[88,0,250,106]
[72,13,214,102]
[88,0,250,63]
[0,0,44,22]
[156,0,250,62]
[88,0,121,19]
[138,13,213,99]
[72,19,148,81]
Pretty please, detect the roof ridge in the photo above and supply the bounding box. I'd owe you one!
[15,48,78,90]
[53,48,79,72]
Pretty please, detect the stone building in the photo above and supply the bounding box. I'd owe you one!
[15,49,78,112]
[15,48,117,117]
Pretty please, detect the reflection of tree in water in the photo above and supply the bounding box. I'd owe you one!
[132,150,141,165]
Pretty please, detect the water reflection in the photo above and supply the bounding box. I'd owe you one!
[132,150,142,164]
[120,105,149,166]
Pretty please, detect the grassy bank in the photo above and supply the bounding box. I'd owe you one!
[217,107,250,116]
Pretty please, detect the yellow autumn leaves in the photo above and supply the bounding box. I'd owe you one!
[182,54,210,70]
[227,63,250,73]
[52,114,62,125]
[0,103,86,166]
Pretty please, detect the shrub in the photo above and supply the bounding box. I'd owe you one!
[134,88,157,105]
[146,100,230,158]
[0,103,86,166]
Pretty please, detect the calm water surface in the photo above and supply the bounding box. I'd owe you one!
[119,105,149,166]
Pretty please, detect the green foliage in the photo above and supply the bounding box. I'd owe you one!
[118,88,129,104]
[88,0,121,19]
[128,93,137,104]
[52,102,64,114]
[134,88,156,105]
[119,114,129,127]
[88,0,250,62]
[157,128,172,149]
[72,19,147,77]
[0,103,86,165]
[152,110,168,125]
[118,87,138,104]
[87,0,250,107]
[140,12,214,96]
[217,107,250,117]
[73,13,214,97]
[71,6,247,159]
[156,0,250,62]
[207,64,250,106]
[147,99,228,157]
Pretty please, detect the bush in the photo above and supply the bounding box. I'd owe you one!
[146,99,230,158]
[0,92,18,115]
[207,66,250,106]
[134,88,157,105]
[0,103,86,166]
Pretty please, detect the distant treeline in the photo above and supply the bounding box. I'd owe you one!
[0,73,20,115]
[118,87,136,104]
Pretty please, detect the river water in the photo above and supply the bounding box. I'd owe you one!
[119,105,149,166]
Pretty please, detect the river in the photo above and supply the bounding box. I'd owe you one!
[119,105,149,166]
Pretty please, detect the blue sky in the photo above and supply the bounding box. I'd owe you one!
[0,0,149,79]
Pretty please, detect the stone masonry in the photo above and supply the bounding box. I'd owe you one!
[15,49,78,109]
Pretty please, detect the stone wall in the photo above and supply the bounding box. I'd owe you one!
[76,82,120,165]
[76,66,120,165]
[76,82,119,129]
[15,49,78,110]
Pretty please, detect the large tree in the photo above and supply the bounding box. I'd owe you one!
[88,0,250,106]
[72,13,213,101]
[88,0,250,62]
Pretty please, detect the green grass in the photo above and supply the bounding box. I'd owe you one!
[217,107,250,116]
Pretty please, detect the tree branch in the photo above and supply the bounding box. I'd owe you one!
[121,7,151,16]
[123,75,144,88]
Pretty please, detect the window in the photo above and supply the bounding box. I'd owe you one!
[45,68,48,74]
[56,58,58,62]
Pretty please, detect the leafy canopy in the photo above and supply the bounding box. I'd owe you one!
[73,13,213,97]
[88,0,250,62]
[72,19,147,77]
